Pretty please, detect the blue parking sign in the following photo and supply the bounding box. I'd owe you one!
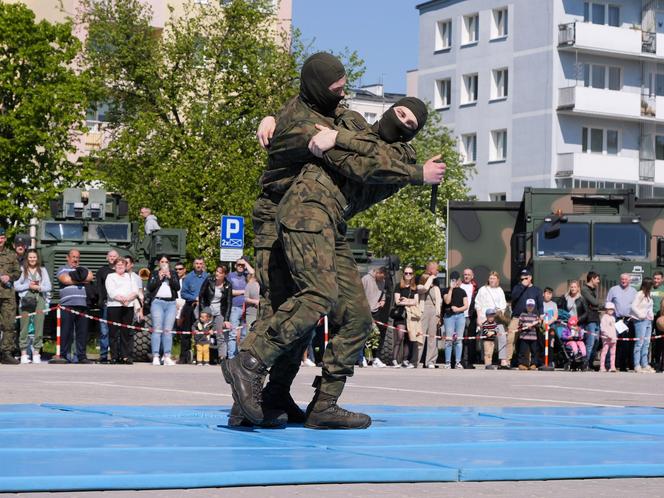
[220,215,244,261]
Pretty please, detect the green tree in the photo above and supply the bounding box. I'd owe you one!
[0,2,88,234]
[81,0,299,261]
[350,107,471,267]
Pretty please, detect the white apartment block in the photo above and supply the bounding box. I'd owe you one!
[346,84,405,124]
[411,0,664,201]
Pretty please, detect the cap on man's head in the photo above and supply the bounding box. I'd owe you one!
[520,268,532,277]
[485,308,496,316]
[14,235,28,247]
[449,271,460,280]
[526,298,536,306]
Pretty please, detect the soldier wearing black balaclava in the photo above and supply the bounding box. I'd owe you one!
[222,53,439,430]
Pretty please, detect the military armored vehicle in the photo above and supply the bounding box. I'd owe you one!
[447,188,664,298]
[34,188,187,361]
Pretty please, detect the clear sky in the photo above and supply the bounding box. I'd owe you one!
[292,0,421,94]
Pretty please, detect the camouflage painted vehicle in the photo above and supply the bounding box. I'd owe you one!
[448,188,664,299]
[33,188,187,361]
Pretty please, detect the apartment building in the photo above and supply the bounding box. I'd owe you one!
[411,0,664,201]
[346,84,405,124]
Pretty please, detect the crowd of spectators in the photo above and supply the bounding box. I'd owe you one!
[362,262,664,373]
[1,214,663,373]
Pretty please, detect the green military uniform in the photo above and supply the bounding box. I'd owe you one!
[0,245,20,356]
[243,102,422,397]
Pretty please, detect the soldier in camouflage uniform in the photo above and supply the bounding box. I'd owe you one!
[222,53,443,428]
[0,228,20,364]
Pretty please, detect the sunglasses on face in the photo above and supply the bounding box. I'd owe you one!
[404,272,413,275]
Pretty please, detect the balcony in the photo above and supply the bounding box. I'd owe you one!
[558,86,643,120]
[557,152,638,182]
[558,22,664,60]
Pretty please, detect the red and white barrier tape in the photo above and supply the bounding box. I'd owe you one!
[14,306,59,320]
[59,306,239,335]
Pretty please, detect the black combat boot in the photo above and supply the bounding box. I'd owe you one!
[220,351,267,425]
[304,390,371,430]
[262,382,306,423]
[1,353,19,365]
[227,402,287,428]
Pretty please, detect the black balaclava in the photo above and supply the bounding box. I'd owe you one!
[375,97,429,143]
[300,52,346,116]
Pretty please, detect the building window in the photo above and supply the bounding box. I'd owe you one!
[491,7,508,39]
[461,133,477,164]
[434,78,451,109]
[490,193,507,201]
[435,20,452,51]
[462,13,479,45]
[462,73,478,104]
[584,2,620,27]
[656,136,664,160]
[490,129,507,161]
[582,64,622,90]
[491,68,508,99]
[86,102,110,131]
[582,127,620,155]
[363,112,377,124]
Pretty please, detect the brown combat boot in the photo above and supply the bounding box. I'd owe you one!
[304,389,371,430]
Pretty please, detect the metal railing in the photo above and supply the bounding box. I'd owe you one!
[558,86,576,109]
[642,31,656,54]
[558,22,575,46]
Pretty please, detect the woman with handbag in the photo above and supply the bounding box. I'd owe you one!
[391,266,419,368]
[474,271,510,368]
[14,249,51,364]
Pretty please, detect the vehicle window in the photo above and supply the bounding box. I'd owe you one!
[594,223,647,258]
[536,222,590,257]
[42,222,84,241]
[88,223,130,242]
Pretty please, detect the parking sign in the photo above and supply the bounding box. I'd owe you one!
[220,215,244,261]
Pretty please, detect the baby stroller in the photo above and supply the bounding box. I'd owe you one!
[558,313,587,371]
[548,310,581,371]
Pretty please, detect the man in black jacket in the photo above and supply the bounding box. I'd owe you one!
[507,269,543,367]
[581,271,601,370]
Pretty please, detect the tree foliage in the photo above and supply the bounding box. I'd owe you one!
[0,2,88,234]
[350,107,471,268]
[81,0,299,261]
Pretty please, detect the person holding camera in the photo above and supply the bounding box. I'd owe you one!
[418,261,442,369]
[391,265,419,368]
[14,249,51,364]
[147,255,180,366]
[442,271,469,369]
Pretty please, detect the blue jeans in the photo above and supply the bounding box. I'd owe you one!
[584,322,599,363]
[151,299,176,356]
[99,305,109,359]
[443,313,465,364]
[228,306,244,359]
[634,319,652,369]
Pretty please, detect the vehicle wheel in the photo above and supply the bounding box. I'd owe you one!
[133,315,152,363]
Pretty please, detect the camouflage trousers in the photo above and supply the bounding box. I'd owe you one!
[243,197,373,397]
[0,296,16,355]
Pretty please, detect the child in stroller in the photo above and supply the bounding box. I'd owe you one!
[561,315,587,368]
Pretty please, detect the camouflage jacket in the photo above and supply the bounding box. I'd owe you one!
[254,99,422,246]
[0,246,20,299]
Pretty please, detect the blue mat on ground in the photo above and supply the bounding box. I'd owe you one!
[2,404,664,491]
